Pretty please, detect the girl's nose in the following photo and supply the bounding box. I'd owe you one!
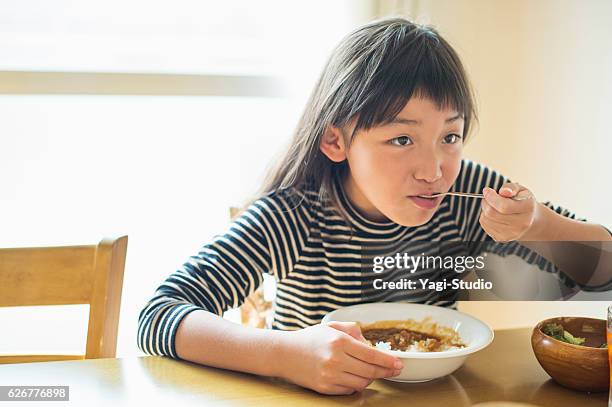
[413,153,443,183]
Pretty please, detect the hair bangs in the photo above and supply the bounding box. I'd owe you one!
[350,25,474,140]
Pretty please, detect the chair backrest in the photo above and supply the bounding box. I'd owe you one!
[0,236,128,364]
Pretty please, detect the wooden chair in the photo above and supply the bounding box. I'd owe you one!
[0,236,128,364]
[229,208,273,328]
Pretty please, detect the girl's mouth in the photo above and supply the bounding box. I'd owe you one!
[407,195,442,210]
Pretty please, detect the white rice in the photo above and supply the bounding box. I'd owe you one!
[374,341,392,351]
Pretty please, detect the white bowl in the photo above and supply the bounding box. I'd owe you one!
[322,302,494,383]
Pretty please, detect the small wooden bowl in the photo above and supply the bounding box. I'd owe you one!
[531,317,609,392]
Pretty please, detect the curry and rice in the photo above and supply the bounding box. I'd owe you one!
[360,317,466,352]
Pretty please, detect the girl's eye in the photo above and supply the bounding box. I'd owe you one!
[443,134,463,144]
[389,135,413,146]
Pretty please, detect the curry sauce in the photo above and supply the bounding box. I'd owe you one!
[360,318,466,352]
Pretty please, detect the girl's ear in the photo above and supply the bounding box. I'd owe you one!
[320,125,348,163]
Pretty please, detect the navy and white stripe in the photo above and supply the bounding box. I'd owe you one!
[137,159,587,358]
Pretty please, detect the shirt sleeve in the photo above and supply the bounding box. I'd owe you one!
[451,159,611,291]
[137,189,310,358]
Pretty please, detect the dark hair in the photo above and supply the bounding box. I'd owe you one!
[333,19,476,141]
[247,17,476,221]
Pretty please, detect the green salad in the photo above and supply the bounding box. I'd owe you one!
[542,323,606,348]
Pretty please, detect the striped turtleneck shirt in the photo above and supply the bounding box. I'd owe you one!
[137,159,589,358]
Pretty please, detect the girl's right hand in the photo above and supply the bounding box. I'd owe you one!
[275,321,403,395]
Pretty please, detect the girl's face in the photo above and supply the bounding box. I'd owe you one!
[330,97,465,227]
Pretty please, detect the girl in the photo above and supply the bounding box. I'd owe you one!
[137,18,611,395]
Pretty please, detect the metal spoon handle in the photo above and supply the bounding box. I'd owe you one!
[421,192,530,201]
[443,192,486,199]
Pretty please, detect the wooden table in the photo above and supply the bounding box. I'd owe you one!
[0,328,608,407]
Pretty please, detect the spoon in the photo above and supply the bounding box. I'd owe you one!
[418,191,530,201]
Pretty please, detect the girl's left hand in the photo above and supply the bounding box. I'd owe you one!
[479,182,540,242]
